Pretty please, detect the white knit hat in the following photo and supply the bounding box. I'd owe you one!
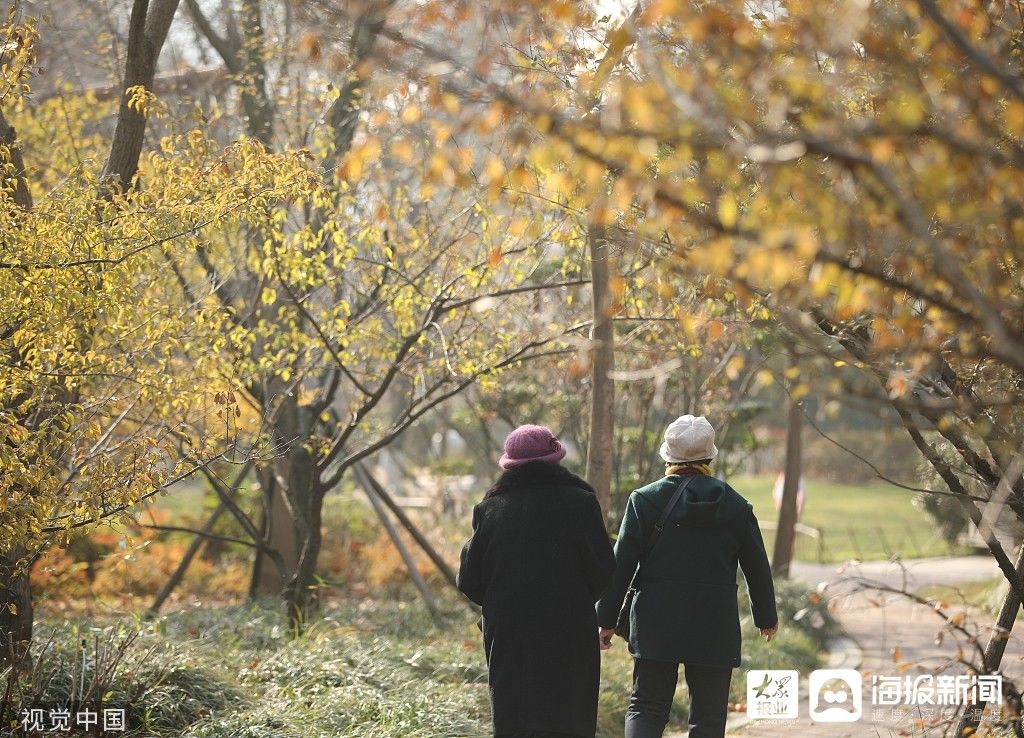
[659,415,718,464]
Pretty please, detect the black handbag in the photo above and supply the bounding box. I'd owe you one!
[614,475,696,640]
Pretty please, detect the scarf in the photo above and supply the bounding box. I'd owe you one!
[665,462,713,477]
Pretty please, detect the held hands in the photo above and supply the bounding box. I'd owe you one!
[600,625,776,649]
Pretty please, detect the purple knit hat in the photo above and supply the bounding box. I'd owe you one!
[498,424,567,469]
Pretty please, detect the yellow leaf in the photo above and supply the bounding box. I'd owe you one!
[725,356,745,380]
[392,139,414,164]
[550,1,574,20]
[1004,101,1024,136]
[441,93,460,115]
[793,229,818,259]
[717,195,738,229]
[508,217,528,237]
[484,154,505,183]
[869,138,895,163]
[888,94,924,128]
[400,104,422,125]
[357,136,382,164]
[646,0,681,22]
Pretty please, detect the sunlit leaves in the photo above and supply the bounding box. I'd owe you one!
[125,85,158,118]
[0,111,316,554]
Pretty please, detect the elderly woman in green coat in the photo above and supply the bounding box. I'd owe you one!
[595,415,778,738]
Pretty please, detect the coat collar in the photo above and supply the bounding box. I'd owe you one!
[649,474,749,525]
[485,461,596,499]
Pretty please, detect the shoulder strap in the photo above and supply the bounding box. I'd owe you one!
[624,475,697,593]
[642,474,696,553]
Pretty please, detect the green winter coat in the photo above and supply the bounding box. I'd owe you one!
[595,473,778,668]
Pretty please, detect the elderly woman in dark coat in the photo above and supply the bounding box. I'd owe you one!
[457,424,616,738]
[596,415,778,738]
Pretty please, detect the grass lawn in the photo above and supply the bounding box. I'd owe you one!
[730,474,967,563]
[142,478,208,522]
[917,577,1019,619]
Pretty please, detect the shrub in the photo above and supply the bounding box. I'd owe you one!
[2,623,244,737]
[771,577,841,645]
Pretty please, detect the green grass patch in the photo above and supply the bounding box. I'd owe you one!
[732,474,967,563]
[917,577,1017,619]
[140,478,208,525]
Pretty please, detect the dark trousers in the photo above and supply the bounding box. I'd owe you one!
[624,658,732,738]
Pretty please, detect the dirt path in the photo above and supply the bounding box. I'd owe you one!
[669,556,1016,737]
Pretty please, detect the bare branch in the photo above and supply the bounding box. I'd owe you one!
[916,0,1024,101]
[183,0,240,72]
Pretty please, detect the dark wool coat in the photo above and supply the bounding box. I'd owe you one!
[595,473,778,668]
[457,461,616,738]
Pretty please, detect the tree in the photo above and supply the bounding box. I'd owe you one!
[0,0,317,658]
[115,0,595,624]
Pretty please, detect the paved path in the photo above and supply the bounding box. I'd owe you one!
[670,556,1014,737]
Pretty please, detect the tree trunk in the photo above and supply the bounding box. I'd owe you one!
[273,441,322,630]
[238,0,273,147]
[0,110,33,210]
[0,0,177,662]
[245,0,392,605]
[0,547,33,666]
[282,480,322,632]
[101,0,182,193]
[251,464,300,597]
[586,225,615,518]
[772,379,803,577]
[954,543,1024,736]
